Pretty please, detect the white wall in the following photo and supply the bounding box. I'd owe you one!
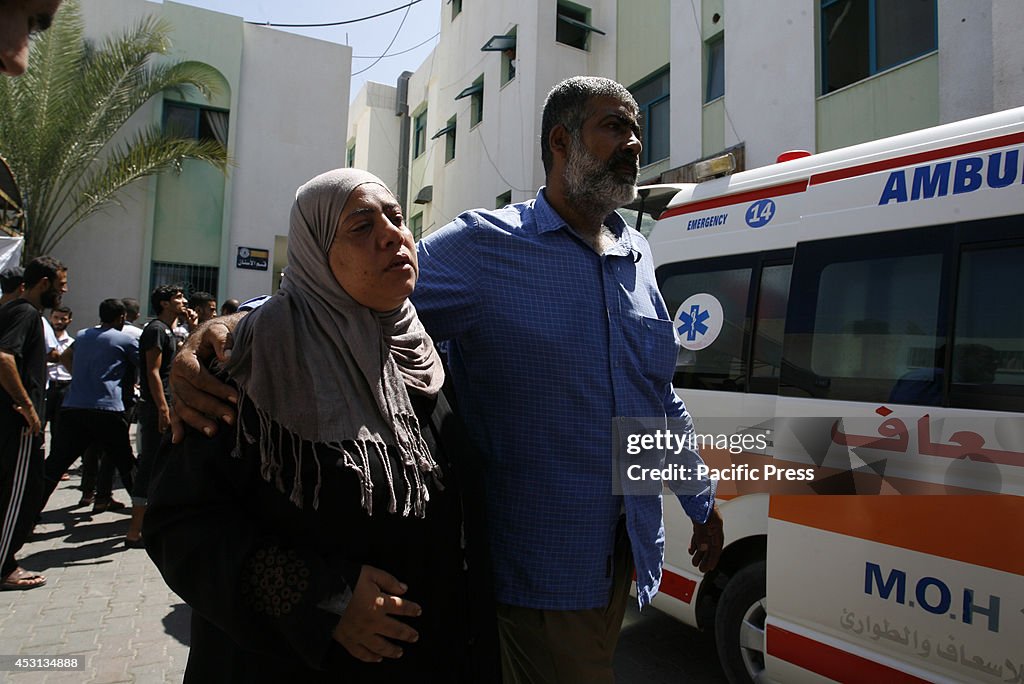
[992,0,1024,113]
[226,24,349,302]
[724,0,815,166]
[669,0,703,168]
[348,82,401,193]
[58,0,172,324]
[402,0,620,238]
[938,0,994,123]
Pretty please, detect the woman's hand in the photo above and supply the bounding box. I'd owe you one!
[331,565,421,663]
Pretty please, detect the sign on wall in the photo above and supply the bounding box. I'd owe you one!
[236,246,269,271]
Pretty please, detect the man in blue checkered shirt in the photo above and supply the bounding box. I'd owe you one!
[170,76,723,682]
[413,76,722,682]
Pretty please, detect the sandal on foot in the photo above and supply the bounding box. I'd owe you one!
[77,492,95,507]
[124,537,145,549]
[1,567,46,591]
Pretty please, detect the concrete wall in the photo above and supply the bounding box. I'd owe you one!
[347,82,401,193]
[992,0,1024,113]
[401,0,619,240]
[616,0,669,88]
[227,24,349,301]
[52,0,350,317]
[938,0,993,123]
[60,0,158,325]
[669,0,704,169]
[724,0,815,164]
[816,54,939,152]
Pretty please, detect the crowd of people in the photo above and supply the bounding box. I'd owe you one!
[2,2,724,682]
[0,266,236,586]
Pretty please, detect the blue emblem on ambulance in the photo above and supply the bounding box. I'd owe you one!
[745,199,776,228]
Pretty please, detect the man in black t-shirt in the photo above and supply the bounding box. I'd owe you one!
[0,256,67,589]
[126,285,187,547]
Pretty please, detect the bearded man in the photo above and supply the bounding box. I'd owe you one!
[0,255,67,590]
[170,76,724,681]
[411,75,723,682]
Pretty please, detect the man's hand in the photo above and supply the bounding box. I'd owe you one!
[157,404,171,433]
[332,565,421,663]
[12,403,41,435]
[688,504,724,573]
[169,313,243,443]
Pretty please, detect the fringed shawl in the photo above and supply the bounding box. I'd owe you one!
[225,169,444,517]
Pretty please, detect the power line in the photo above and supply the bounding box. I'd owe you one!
[246,0,424,28]
[353,32,438,59]
[352,2,412,76]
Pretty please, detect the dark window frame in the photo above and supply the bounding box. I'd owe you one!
[409,213,423,241]
[820,0,938,95]
[413,108,428,158]
[630,68,671,167]
[656,215,1024,413]
[148,261,219,316]
[556,1,603,51]
[656,249,793,395]
[705,33,725,103]
[781,218,1024,412]
[162,100,230,144]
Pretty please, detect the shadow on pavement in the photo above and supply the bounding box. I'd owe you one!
[163,603,192,646]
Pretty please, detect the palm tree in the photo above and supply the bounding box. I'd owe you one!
[0,0,229,260]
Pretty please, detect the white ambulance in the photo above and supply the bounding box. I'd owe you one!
[641,107,1024,683]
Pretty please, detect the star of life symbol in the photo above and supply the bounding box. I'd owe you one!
[673,294,724,351]
[677,304,710,341]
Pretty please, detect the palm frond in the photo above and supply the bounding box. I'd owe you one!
[36,126,227,255]
[0,0,231,259]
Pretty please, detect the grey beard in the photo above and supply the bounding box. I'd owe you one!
[563,143,638,219]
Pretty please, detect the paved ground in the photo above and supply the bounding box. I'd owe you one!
[1,465,725,683]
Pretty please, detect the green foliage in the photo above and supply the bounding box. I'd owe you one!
[0,0,229,259]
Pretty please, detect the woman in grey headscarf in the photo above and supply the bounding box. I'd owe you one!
[144,169,492,682]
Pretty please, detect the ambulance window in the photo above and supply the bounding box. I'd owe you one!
[750,263,792,392]
[950,244,1024,411]
[783,231,948,404]
[659,264,751,393]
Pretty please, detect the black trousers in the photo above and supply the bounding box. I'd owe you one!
[40,409,136,511]
[0,414,44,578]
[44,380,71,432]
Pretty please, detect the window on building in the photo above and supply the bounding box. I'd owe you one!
[413,108,428,158]
[347,141,356,168]
[451,0,461,20]
[630,68,670,166]
[163,101,229,146]
[482,28,517,85]
[456,77,484,127]
[149,262,218,315]
[410,213,423,241]
[821,0,937,94]
[705,34,724,103]
[556,1,604,51]
[496,190,512,208]
[432,116,457,163]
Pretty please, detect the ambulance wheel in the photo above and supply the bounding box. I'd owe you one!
[715,560,767,684]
